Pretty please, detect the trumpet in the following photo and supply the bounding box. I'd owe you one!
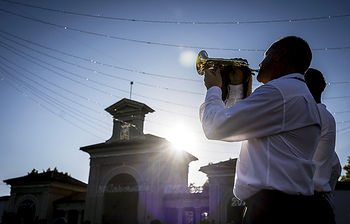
[196,50,259,75]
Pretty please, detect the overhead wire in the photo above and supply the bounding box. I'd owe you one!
[0,72,107,140]
[0,41,199,109]
[0,67,111,135]
[0,42,203,139]
[0,59,112,129]
[1,31,349,100]
[0,46,200,121]
[2,0,350,25]
[1,29,350,136]
[1,8,350,51]
[1,28,349,129]
[0,30,202,83]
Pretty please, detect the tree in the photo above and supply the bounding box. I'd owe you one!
[340,156,350,182]
[28,167,70,176]
[28,168,38,175]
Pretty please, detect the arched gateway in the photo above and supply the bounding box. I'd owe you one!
[104,174,139,224]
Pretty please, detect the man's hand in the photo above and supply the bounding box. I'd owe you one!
[230,63,246,85]
[204,69,222,90]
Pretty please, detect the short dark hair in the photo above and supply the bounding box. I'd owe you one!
[274,36,312,74]
[305,68,326,93]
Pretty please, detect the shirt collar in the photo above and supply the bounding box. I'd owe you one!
[277,73,305,81]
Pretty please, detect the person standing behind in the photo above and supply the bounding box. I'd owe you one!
[200,36,321,224]
[326,151,342,215]
[305,68,338,223]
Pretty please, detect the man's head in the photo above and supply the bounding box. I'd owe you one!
[257,36,312,84]
[305,68,327,103]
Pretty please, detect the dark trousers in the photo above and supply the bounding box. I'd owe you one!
[242,190,335,224]
[313,191,337,224]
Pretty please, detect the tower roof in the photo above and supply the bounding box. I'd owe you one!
[105,98,154,117]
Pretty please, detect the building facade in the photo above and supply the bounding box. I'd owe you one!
[80,99,199,224]
[3,171,87,224]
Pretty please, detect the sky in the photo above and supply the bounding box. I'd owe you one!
[0,0,350,196]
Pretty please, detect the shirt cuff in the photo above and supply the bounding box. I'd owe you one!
[205,86,222,101]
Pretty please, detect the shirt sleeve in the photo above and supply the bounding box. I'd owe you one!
[199,84,285,142]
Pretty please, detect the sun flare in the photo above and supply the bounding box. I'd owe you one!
[179,50,197,68]
[166,124,196,151]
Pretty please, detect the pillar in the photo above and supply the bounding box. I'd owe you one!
[177,207,183,224]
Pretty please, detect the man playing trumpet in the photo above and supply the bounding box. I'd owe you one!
[200,36,322,224]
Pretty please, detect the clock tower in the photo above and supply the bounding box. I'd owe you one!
[104,98,154,143]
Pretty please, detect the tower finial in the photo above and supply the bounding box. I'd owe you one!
[130,81,134,99]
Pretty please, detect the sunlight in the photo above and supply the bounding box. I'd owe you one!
[179,50,197,68]
[166,124,196,151]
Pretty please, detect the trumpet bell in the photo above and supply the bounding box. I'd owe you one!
[196,50,209,75]
[196,50,258,75]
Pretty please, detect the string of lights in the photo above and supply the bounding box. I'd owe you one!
[0,33,204,95]
[1,31,349,97]
[1,33,349,122]
[0,55,117,121]
[0,72,107,140]
[0,46,202,120]
[0,43,123,97]
[2,0,350,25]
[337,120,350,124]
[1,33,349,126]
[1,8,350,52]
[0,63,139,133]
[0,60,112,129]
[0,67,111,134]
[323,96,350,99]
[333,110,350,115]
[2,37,350,105]
[337,126,350,133]
[0,42,200,109]
[0,30,202,83]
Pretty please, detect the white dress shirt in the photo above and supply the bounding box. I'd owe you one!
[313,103,336,192]
[324,151,341,214]
[329,151,341,194]
[200,73,321,200]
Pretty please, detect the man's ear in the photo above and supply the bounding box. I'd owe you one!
[275,47,287,62]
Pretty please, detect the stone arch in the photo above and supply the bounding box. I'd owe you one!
[14,194,40,222]
[100,165,146,190]
[104,173,139,224]
[220,189,234,223]
[97,165,147,224]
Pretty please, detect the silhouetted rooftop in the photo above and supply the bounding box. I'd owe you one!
[199,158,237,174]
[3,171,87,187]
